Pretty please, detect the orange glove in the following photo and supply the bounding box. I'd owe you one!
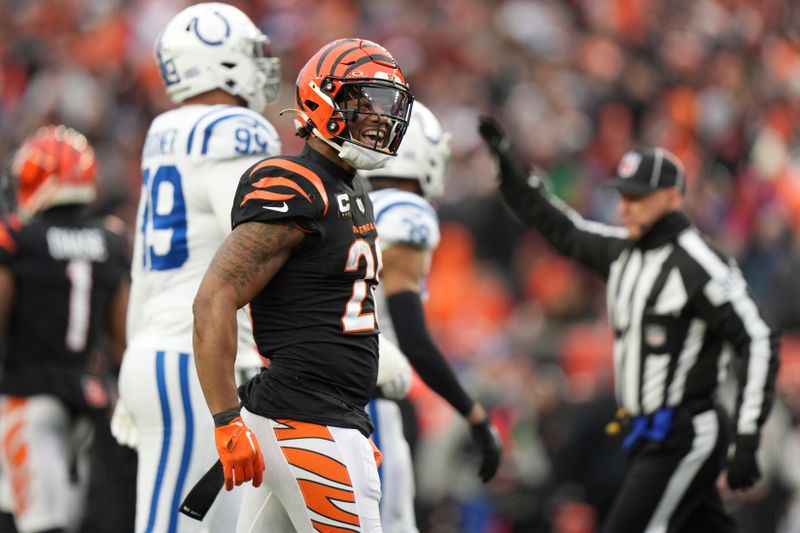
[370,438,383,469]
[214,416,265,491]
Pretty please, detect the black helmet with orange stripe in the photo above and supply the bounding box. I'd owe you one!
[291,38,414,167]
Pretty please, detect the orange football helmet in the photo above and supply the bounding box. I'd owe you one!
[11,125,97,218]
[293,38,413,156]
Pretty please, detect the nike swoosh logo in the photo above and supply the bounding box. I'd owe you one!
[262,202,289,213]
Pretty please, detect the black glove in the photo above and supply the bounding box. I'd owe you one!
[727,434,761,490]
[477,116,532,190]
[470,420,503,483]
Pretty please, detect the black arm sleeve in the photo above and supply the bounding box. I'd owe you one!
[478,117,627,278]
[693,269,780,442]
[499,175,628,279]
[387,291,474,417]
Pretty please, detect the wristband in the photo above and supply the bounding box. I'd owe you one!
[213,407,241,427]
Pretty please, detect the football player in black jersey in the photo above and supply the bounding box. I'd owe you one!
[0,126,129,533]
[193,39,414,532]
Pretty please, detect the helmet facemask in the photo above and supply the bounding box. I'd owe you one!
[331,80,413,156]
[245,36,281,109]
[358,101,452,200]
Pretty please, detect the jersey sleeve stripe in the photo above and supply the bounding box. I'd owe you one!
[677,230,728,277]
[678,230,774,435]
[186,107,275,156]
[240,190,296,205]
[548,193,629,239]
[186,107,228,154]
[374,201,437,225]
[249,158,329,214]
[239,175,313,206]
[200,113,270,155]
[251,177,312,202]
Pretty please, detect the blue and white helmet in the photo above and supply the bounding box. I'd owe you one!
[360,101,451,200]
[155,2,280,113]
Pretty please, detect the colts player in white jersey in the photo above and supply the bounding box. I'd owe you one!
[112,4,281,532]
[360,103,503,532]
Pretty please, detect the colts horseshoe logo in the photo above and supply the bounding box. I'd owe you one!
[189,11,231,46]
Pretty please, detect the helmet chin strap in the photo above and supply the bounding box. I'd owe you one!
[337,142,391,171]
[280,108,391,171]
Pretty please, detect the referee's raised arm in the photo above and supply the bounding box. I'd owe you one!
[478,116,628,279]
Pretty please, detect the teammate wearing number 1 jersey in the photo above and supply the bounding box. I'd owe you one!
[114,3,281,532]
[0,125,129,533]
[193,38,413,532]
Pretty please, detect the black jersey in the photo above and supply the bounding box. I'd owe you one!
[232,145,380,436]
[0,205,128,407]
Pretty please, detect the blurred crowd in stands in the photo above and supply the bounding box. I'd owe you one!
[4,0,800,531]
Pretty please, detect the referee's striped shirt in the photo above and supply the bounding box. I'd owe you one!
[507,179,779,440]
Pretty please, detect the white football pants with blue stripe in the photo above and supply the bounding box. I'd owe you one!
[118,348,240,533]
[367,398,418,533]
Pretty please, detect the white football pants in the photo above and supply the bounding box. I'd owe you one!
[237,409,383,533]
[118,348,242,533]
[0,395,90,533]
[368,398,418,533]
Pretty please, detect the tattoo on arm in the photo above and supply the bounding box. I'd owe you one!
[210,221,303,302]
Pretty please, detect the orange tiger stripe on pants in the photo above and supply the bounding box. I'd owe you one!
[275,421,360,529]
[1,397,30,515]
[238,412,382,533]
[274,419,336,442]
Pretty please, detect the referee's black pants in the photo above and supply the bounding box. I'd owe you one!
[602,405,738,533]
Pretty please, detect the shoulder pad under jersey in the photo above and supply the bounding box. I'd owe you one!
[185,106,280,161]
[370,189,440,251]
[232,157,330,228]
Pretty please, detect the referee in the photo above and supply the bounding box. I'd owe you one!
[479,118,779,533]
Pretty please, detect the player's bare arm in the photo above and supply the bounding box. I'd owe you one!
[193,221,305,414]
[108,281,129,367]
[0,266,14,368]
[207,221,304,303]
[380,244,425,295]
